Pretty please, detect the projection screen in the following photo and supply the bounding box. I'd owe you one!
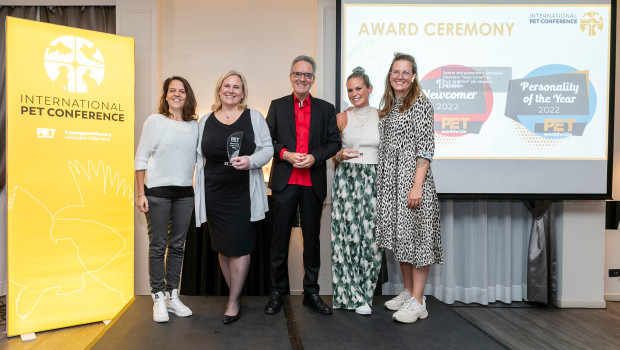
[338,0,615,198]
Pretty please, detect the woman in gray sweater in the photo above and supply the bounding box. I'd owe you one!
[135,76,198,323]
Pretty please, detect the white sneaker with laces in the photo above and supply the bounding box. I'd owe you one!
[384,289,411,311]
[355,303,372,315]
[166,289,192,317]
[392,296,428,324]
[152,291,169,322]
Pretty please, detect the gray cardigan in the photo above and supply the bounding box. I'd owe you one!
[194,109,273,226]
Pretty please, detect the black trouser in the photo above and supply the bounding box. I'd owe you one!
[270,185,323,295]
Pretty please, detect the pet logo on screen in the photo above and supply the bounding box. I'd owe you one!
[580,12,603,36]
[44,36,105,93]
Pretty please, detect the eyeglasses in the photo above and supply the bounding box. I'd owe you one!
[291,72,315,80]
[390,70,414,78]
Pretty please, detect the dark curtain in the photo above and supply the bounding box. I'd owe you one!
[375,252,389,295]
[0,6,115,192]
[525,200,557,304]
[39,6,115,32]
[181,197,274,296]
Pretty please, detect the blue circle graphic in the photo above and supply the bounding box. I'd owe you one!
[516,64,596,139]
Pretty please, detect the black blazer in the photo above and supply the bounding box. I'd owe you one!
[266,94,341,200]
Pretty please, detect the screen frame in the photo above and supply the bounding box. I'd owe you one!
[336,0,616,200]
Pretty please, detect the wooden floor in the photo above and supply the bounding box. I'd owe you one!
[452,301,620,350]
[1,295,619,350]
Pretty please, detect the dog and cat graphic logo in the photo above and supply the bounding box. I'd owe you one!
[44,36,105,93]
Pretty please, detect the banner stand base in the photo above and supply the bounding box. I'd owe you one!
[20,332,36,342]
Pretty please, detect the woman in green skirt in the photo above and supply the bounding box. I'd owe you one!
[331,67,382,315]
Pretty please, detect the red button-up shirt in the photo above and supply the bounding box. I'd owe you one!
[281,94,312,186]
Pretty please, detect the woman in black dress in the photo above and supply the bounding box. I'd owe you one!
[194,71,273,324]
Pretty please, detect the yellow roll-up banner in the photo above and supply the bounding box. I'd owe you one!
[6,17,135,336]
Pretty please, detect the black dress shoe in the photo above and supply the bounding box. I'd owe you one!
[222,311,240,325]
[222,300,241,324]
[264,290,284,315]
[303,293,333,315]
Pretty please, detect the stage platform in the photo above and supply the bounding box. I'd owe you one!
[88,295,505,349]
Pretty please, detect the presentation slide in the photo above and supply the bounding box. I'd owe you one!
[339,0,614,197]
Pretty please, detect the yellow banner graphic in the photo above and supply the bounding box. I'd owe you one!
[6,17,135,336]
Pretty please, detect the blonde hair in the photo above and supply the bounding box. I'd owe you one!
[378,53,422,118]
[348,66,371,88]
[211,70,248,112]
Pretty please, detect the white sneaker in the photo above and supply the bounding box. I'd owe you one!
[392,296,428,324]
[152,291,169,322]
[384,289,411,311]
[166,289,192,317]
[355,303,372,315]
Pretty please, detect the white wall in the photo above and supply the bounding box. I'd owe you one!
[606,2,620,303]
[555,201,607,308]
[605,229,620,301]
[608,11,620,295]
[160,0,315,119]
[117,0,162,295]
[158,0,338,295]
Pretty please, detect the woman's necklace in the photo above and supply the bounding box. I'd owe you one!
[353,106,372,131]
[220,109,240,122]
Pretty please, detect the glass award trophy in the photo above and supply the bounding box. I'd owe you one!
[346,129,363,157]
[225,131,243,166]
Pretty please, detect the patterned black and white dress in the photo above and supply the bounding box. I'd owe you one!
[375,96,443,267]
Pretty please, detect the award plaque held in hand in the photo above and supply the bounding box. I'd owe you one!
[225,131,243,166]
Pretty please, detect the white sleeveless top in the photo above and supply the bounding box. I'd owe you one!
[341,105,379,165]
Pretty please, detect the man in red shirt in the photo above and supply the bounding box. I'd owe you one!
[265,55,341,315]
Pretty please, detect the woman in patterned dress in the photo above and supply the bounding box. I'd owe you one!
[376,53,443,323]
[331,67,382,315]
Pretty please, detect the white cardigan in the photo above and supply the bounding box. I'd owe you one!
[194,109,273,226]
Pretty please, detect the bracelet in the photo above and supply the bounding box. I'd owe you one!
[137,194,146,198]
[335,152,342,162]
